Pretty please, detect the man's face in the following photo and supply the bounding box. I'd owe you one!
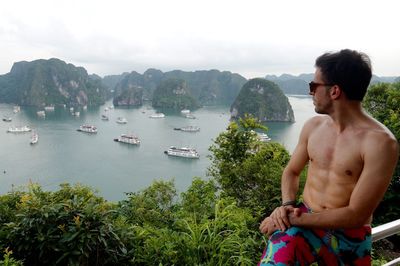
[311,68,333,114]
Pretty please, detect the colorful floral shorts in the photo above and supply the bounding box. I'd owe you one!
[258,203,371,265]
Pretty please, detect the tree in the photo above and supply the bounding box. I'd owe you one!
[208,115,299,218]
[364,82,400,224]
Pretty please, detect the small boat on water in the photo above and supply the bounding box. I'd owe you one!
[77,125,97,133]
[73,111,80,117]
[164,146,200,159]
[2,116,12,122]
[257,132,271,142]
[37,110,46,117]
[7,126,32,133]
[174,126,200,132]
[44,106,55,111]
[116,117,127,124]
[30,132,38,144]
[114,134,140,145]
[149,113,165,118]
[181,109,190,114]
[13,106,20,113]
[101,114,109,121]
[185,113,196,119]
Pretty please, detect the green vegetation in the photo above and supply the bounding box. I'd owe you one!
[152,78,199,110]
[109,69,246,106]
[231,78,295,122]
[113,87,143,107]
[364,82,400,225]
[0,113,397,264]
[0,58,107,107]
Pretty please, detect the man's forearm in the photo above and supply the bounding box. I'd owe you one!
[281,169,300,203]
[288,206,370,229]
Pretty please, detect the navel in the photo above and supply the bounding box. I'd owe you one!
[345,170,353,176]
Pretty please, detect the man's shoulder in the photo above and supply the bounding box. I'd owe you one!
[304,115,329,128]
[361,118,399,156]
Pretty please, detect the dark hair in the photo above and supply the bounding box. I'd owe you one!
[315,49,372,101]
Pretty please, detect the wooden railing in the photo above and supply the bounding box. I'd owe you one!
[372,219,400,266]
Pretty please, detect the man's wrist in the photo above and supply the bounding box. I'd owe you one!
[282,200,296,207]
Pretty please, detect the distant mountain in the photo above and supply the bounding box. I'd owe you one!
[152,78,199,110]
[371,75,399,84]
[0,58,106,107]
[109,69,247,106]
[266,73,399,95]
[265,74,311,95]
[231,78,295,122]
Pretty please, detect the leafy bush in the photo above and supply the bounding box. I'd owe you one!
[364,82,400,225]
[0,183,128,265]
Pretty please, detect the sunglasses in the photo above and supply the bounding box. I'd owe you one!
[309,81,334,94]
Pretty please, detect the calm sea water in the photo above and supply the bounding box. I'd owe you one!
[0,95,315,201]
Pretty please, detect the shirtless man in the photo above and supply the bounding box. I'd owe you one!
[259,49,399,265]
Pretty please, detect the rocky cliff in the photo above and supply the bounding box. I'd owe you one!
[0,58,106,107]
[230,78,295,122]
[152,78,199,110]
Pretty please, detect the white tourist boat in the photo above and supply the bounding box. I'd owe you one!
[13,106,20,113]
[257,132,271,142]
[114,134,140,145]
[30,132,38,144]
[73,111,80,117]
[116,117,127,124]
[44,106,55,111]
[7,126,32,133]
[185,113,196,119]
[181,109,190,114]
[149,113,165,118]
[174,126,200,132]
[77,125,97,133]
[164,146,200,159]
[37,110,46,117]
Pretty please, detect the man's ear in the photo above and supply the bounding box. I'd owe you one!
[330,85,341,100]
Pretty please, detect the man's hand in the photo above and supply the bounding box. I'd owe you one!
[269,205,293,231]
[269,205,302,231]
[259,217,278,236]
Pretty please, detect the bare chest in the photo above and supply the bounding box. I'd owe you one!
[307,133,364,179]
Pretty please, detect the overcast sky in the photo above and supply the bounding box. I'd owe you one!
[1,0,399,79]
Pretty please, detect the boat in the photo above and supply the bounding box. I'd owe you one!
[149,113,165,118]
[116,117,127,124]
[7,126,31,133]
[185,113,196,119]
[174,126,200,132]
[181,109,190,114]
[77,125,97,133]
[73,111,80,117]
[44,106,55,111]
[13,106,20,113]
[164,146,200,159]
[30,132,38,144]
[257,132,271,142]
[101,114,109,121]
[2,117,12,122]
[37,110,46,117]
[69,107,74,113]
[114,134,140,145]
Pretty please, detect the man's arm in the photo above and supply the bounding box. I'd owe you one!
[289,133,399,229]
[269,118,314,231]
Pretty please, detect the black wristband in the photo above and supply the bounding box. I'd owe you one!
[282,200,296,207]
